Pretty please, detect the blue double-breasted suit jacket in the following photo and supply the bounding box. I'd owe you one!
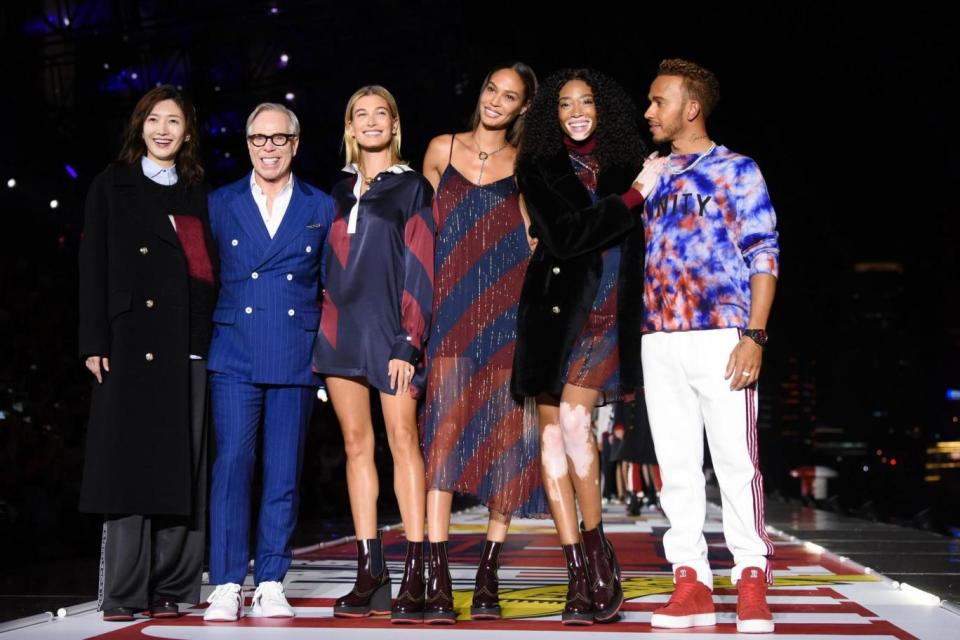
[208,175,335,385]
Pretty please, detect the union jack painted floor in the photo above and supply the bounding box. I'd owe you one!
[4,504,958,638]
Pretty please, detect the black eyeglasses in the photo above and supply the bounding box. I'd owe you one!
[247,133,297,147]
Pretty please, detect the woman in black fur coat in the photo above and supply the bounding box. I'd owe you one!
[512,68,664,625]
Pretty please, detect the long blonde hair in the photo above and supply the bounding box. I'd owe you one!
[343,85,405,166]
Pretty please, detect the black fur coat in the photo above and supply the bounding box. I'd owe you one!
[511,146,644,398]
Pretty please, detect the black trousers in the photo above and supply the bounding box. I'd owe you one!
[99,360,208,610]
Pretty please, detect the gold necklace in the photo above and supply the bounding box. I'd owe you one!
[474,136,509,185]
[358,166,377,189]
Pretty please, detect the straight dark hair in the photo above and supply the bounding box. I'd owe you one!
[468,62,538,147]
[117,85,204,185]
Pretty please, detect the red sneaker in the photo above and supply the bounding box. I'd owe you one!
[650,566,716,629]
[736,566,774,633]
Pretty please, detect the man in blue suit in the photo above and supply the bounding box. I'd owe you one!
[203,103,334,621]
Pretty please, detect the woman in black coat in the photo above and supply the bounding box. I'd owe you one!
[78,85,217,621]
[512,69,664,625]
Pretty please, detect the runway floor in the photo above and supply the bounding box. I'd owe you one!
[2,500,958,639]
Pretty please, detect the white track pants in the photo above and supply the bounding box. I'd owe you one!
[641,328,774,589]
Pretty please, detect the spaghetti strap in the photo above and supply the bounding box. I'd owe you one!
[438,134,457,180]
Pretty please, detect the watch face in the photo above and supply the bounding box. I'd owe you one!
[745,329,768,346]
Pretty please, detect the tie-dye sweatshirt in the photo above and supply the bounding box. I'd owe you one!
[641,144,779,333]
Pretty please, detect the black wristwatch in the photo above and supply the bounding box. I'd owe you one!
[742,329,768,347]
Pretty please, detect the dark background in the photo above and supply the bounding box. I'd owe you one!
[1,0,958,617]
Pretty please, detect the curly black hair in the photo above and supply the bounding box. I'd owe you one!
[518,68,646,172]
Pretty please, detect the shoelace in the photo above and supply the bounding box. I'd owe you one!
[207,584,241,605]
[254,582,284,604]
[738,578,768,610]
[666,579,703,606]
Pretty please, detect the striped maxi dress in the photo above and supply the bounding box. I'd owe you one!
[421,161,548,518]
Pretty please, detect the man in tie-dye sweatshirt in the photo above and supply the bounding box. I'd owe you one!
[639,59,779,634]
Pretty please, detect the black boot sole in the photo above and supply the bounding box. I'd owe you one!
[390,611,424,624]
[334,580,392,617]
[561,613,595,625]
[423,612,457,624]
[470,606,501,620]
[102,608,140,622]
[334,608,391,618]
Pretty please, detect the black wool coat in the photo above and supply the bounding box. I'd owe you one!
[511,147,644,398]
[77,162,216,515]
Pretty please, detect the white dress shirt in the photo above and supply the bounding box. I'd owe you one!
[250,171,294,238]
[141,155,178,186]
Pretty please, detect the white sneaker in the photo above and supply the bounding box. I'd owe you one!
[204,583,243,622]
[251,581,295,618]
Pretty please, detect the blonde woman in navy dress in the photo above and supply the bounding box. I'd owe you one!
[312,85,435,623]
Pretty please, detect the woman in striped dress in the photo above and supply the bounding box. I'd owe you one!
[419,63,546,624]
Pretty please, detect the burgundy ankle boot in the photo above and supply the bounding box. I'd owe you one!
[470,540,502,619]
[390,541,425,623]
[334,535,392,617]
[424,541,457,624]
